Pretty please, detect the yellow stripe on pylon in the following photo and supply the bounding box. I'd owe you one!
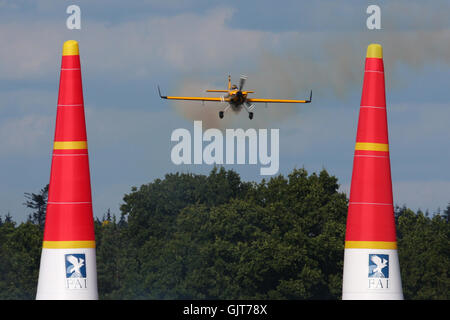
[43,240,96,249]
[345,241,397,249]
[54,141,87,150]
[355,142,389,152]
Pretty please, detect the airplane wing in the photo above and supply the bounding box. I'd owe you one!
[247,91,312,104]
[163,96,228,102]
[247,98,309,103]
[158,86,229,102]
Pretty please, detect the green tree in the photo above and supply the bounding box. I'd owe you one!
[24,184,49,230]
[95,213,131,299]
[1,168,448,300]
[0,221,42,299]
[115,167,347,299]
[397,209,449,299]
[442,202,450,223]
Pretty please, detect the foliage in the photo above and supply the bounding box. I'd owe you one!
[0,221,42,299]
[23,184,48,230]
[0,168,448,299]
[395,206,449,299]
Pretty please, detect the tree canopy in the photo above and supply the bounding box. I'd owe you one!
[0,167,448,299]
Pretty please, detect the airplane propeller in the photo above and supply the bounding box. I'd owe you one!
[239,75,247,91]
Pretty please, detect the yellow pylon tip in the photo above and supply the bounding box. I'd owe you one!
[62,40,79,56]
[366,43,383,59]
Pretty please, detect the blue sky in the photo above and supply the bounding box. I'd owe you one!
[1,0,449,222]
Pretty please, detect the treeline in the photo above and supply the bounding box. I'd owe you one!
[0,167,448,299]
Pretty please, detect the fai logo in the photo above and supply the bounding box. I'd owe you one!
[368,254,390,289]
[368,254,389,278]
[65,254,86,278]
[65,253,88,289]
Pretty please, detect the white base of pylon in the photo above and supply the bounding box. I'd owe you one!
[342,248,403,300]
[36,248,98,300]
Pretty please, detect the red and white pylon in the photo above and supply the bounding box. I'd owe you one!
[36,40,98,300]
[342,44,403,300]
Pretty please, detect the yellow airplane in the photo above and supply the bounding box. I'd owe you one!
[158,75,312,119]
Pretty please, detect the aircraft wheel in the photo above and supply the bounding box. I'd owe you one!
[249,112,254,120]
[219,111,224,119]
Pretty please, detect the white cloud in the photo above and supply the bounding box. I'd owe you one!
[0,8,272,80]
[1,2,450,222]
[2,4,449,94]
[0,114,53,155]
[0,21,65,80]
[0,89,57,156]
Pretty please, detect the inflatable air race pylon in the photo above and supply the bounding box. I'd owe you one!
[342,44,403,300]
[36,40,98,300]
